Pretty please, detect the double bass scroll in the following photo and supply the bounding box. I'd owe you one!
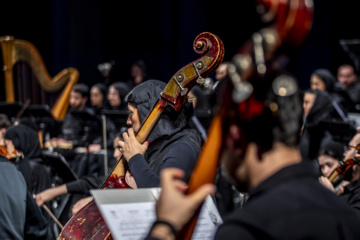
[0,35,79,120]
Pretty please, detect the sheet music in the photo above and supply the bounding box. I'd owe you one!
[100,202,156,240]
[91,188,222,240]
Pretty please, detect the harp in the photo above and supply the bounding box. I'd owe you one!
[0,35,79,120]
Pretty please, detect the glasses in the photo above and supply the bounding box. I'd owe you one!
[344,145,356,152]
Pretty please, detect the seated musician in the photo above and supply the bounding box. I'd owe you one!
[146,72,360,239]
[35,80,202,215]
[47,83,103,177]
[48,83,98,149]
[34,131,124,216]
[118,79,202,188]
[0,153,48,240]
[318,132,360,212]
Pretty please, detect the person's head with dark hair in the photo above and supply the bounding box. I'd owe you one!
[70,83,89,110]
[108,82,131,110]
[124,79,194,143]
[90,83,108,110]
[310,68,336,92]
[317,139,344,178]
[132,59,147,78]
[127,59,148,88]
[188,85,210,112]
[4,123,42,159]
[215,61,230,81]
[337,63,358,89]
[0,114,10,129]
[0,114,11,145]
[215,66,304,193]
[302,89,333,126]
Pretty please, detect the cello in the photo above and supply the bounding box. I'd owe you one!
[177,0,314,239]
[58,32,225,239]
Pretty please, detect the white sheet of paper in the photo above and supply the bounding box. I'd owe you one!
[100,202,156,240]
[91,188,223,240]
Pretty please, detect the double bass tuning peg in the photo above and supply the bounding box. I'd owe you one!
[193,62,206,85]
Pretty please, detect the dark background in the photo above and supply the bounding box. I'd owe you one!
[1,0,359,101]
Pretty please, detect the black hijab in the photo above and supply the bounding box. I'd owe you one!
[4,123,43,159]
[312,68,336,93]
[125,79,202,175]
[109,81,131,110]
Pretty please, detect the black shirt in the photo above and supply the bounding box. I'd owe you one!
[215,161,360,240]
[339,179,360,213]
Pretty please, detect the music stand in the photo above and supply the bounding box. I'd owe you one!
[319,118,357,145]
[101,109,129,132]
[42,150,78,184]
[0,101,23,122]
[69,109,102,148]
[339,39,360,72]
[23,104,61,138]
[42,150,79,228]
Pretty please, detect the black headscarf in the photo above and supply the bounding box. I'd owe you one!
[312,68,336,93]
[4,124,42,159]
[318,139,344,162]
[300,89,335,163]
[109,81,131,110]
[125,79,202,175]
[305,89,334,127]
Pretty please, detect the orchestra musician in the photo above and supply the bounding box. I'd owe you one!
[35,79,203,215]
[318,132,360,212]
[0,153,48,240]
[146,70,360,240]
[118,79,202,188]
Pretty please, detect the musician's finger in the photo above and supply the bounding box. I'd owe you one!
[128,128,135,138]
[187,184,216,208]
[173,180,188,193]
[122,131,129,140]
[118,140,125,148]
[160,168,185,190]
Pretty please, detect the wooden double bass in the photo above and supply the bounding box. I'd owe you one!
[57,32,224,239]
[177,0,314,239]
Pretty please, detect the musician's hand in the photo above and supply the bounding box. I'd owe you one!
[118,128,148,161]
[125,170,138,189]
[88,144,101,153]
[318,176,335,192]
[34,185,68,207]
[337,180,350,195]
[150,168,215,238]
[72,197,93,215]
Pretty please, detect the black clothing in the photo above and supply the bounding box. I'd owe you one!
[299,90,338,164]
[59,107,100,148]
[312,68,352,117]
[215,161,360,240]
[129,140,198,188]
[66,175,103,194]
[339,179,360,212]
[4,124,52,194]
[345,79,360,111]
[0,155,48,240]
[107,81,131,110]
[126,80,202,187]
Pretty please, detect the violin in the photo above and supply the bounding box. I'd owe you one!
[0,145,6,157]
[177,0,314,239]
[328,143,360,195]
[58,32,225,240]
[0,144,22,161]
